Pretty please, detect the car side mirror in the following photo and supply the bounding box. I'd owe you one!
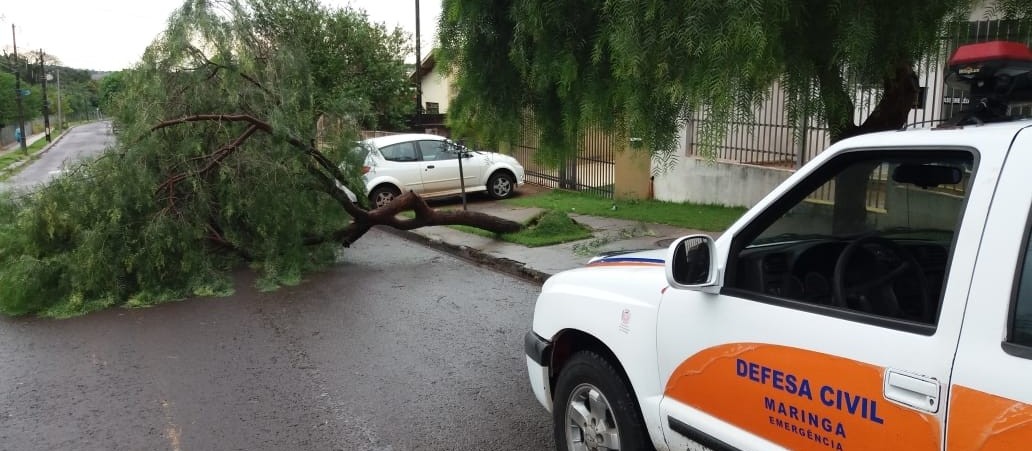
[665,234,719,292]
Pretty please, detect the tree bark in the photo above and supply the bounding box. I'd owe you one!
[151,114,524,249]
[830,62,920,234]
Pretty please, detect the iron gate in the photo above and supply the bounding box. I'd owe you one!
[512,119,616,198]
[685,18,1032,168]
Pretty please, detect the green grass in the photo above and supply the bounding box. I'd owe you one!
[0,133,62,179]
[453,209,593,247]
[0,152,22,169]
[504,190,746,232]
[404,209,593,247]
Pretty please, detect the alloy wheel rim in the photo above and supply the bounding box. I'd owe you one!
[565,383,620,451]
[493,177,512,197]
[375,192,394,208]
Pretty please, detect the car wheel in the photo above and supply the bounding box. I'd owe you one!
[487,172,516,199]
[553,351,652,451]
[369,185,400,209]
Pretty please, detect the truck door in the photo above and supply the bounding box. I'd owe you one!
[656,145,999,450]
[947,126,1032,450]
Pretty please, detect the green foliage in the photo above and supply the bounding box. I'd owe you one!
[98,71,127,114]
[0,72,16,127]
[439,0,1032,163]
[504,190,745,232]
[502,210,593,246]
[0,48,103,125]
[0,0,412,317]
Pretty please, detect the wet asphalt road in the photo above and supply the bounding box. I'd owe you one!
[0,230,553,450]
[1,121,114,193]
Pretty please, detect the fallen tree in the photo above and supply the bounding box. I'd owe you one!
[0,0,520,317]
[148,113,521,249]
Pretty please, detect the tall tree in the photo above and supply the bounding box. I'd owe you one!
[0,0,518,317]
[0,71,17,128]
[438,0,1032,163]
[98,70,127,114]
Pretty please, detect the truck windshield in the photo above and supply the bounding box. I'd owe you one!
[752,155,973,246]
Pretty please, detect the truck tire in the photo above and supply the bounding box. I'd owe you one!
[552,351,653,451]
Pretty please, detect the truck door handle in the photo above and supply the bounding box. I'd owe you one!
[884,369,940,413]
[426,165,435,169]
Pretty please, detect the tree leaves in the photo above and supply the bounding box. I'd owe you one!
[439,0,1030,160]
[0,0,413,316]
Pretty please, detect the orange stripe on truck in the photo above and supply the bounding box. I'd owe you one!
[947,385,1032,450]
[665,343,939,451]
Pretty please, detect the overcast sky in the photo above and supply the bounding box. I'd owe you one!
[0,0,442,72]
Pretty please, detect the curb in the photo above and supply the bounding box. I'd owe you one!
[0,123,84,176]
[379,226,552,285]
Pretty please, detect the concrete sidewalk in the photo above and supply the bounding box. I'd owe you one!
[2,132,48,152]
[384,193,720,284]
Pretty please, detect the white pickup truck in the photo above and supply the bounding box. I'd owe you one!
[525,41,1032,451]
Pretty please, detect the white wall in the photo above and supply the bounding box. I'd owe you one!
[658,119,796,208]
[420,70,452,113]
[653,157,794,208]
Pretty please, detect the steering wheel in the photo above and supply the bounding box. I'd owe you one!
[832,236,932,321]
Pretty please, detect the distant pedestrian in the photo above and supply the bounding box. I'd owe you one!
[13,127,22,146]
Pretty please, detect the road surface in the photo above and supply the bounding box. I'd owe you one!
[1,121,114,192]
[0,230,553,450]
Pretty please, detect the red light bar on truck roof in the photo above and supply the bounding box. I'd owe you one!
[949,41,1032,66]
[941,40,1032,127]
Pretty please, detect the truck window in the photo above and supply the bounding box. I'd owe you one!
[727,150,975,329]
[1011,230,1032,348]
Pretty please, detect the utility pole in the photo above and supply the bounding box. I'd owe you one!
[414,0,423,115]
[39,49,51,142]
[12,25,27,152]
[56,67,62,131]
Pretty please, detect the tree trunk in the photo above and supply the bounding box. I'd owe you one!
[831,62,920,234]
[153,114,524,250]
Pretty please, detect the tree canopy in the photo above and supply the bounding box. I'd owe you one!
[438,0,1032,164]
[0,0,518,317]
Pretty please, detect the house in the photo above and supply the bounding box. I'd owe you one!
[410,52,452,136]
[653,8,1030,208]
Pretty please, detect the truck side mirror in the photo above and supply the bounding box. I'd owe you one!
[665,235,719,292]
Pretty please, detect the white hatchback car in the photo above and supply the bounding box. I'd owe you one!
[355,133,526,208]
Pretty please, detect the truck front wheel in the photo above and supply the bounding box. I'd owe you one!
[552,351,652,451]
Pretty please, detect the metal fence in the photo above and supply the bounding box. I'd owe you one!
[686,19,1032,167]
[0,119,44,148]
[512,118,617,198]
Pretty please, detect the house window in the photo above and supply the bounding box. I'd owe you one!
[425,102,440,114]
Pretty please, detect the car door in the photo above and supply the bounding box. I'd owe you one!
[947,126,1032,450]
[376,141,425,193]
[655,146,997,451]
[416,140,464,195]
